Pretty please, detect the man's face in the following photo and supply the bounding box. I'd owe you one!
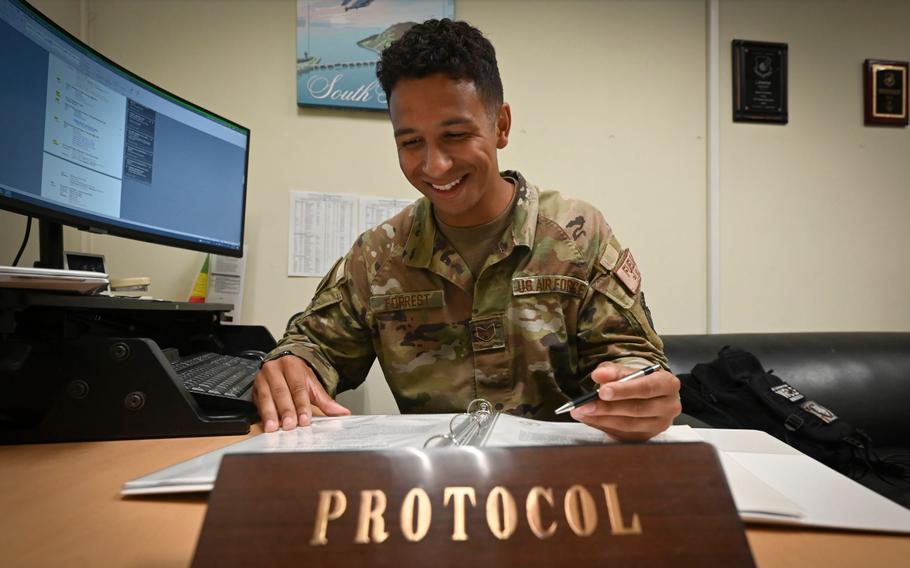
[389,73,511,227]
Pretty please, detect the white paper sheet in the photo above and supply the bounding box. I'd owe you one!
[725,451,910,533]
[481,415,703,447]
[206,246,247,323]
[288,192,412,278]
[359,196,414,232]
[717,452,803,520]
[122,415,455,495]
[288,191,358,277]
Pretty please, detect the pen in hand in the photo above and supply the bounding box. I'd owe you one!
[554,363,663,415]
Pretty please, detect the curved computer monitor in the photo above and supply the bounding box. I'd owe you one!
[0,0,250,267]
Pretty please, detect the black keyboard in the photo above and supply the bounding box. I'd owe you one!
[172,352,260,411]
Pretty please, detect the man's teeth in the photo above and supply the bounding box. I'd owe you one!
[431,177,463,191]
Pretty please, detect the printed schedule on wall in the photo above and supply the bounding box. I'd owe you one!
[288,191,412,277]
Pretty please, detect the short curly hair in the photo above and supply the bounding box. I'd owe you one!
[376,19,503,116]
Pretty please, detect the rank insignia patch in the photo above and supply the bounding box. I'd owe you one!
[470,316,506,352]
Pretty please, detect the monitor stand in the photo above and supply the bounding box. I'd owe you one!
[34,220,64,269]
[0,290,276,444]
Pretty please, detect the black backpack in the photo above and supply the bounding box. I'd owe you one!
[678,346,908,483]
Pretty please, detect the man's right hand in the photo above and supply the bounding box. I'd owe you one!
[253,355,350,432]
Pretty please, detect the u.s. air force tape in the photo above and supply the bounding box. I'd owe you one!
[369,290,445,313]
[511,275,588,298]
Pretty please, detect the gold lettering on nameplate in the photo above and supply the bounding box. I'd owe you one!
[309,490,347,546]
[525,486,557,539]
[485,486,518,540]
[354,489,389,544]
[564,485,598,537]
[400,488,432,542]
[602,483,642,535]
[444,487,477,541]
[307,483,642,546]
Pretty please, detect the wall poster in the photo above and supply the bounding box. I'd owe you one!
[297,0,455,111]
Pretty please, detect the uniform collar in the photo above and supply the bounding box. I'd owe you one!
[504,170,538,249]
[402,170,538,269]
[402,198,436,269]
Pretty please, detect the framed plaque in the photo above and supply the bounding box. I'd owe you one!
[732,40,788,124]
[864,59,908,126]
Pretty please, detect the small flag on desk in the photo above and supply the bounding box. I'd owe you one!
[188,255,209,303]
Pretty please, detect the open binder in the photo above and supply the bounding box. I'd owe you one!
[126,413,910,538]
[122,404,701,495]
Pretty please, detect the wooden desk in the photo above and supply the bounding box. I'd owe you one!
[1,429,908,567]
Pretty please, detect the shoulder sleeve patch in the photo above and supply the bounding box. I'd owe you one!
[614,249,642,295]
[303,256,347,315]
[314,255,347,296]
[599,238,622,272]
[306,287,343,314]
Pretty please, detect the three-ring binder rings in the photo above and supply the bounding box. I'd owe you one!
[423,399,497,448]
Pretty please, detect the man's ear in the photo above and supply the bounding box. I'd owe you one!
[495,102,511,149]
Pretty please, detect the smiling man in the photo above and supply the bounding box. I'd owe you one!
[254,19,681,441]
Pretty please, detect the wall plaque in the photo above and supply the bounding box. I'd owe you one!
[193,443,754,567]
[733,40,788,124]
[864,59,908,126]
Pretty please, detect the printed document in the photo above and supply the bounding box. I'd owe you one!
[122,415,700,495]
[288,192,413,277]
[206,246,247,323]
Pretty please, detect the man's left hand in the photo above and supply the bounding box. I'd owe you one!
[569,362,681,441]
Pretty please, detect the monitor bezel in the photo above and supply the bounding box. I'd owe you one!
[0,0,250,259]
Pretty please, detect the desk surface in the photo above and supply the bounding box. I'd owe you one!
[1,428,908,567]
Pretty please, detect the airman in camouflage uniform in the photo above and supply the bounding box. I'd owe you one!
[266,171,666,419]
[255,18,681,439]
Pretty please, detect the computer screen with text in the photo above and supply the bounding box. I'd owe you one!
[0,0,249,257]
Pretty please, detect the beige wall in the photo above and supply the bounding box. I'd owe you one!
[476,0,708,337]
[1,1,907,385]
[719,0,910,332]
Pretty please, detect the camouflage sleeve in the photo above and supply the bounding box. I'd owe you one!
[576,231,668,377]
[263,251,375,397]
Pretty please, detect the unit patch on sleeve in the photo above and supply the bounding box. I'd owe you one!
[511,275,588,299]
[614,249,642,295]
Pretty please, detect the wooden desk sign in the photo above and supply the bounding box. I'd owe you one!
[193,442,754,567]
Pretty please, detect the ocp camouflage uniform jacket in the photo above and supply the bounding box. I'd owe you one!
[268,171,667,419]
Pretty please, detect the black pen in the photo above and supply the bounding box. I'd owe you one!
[554,363,662,415]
